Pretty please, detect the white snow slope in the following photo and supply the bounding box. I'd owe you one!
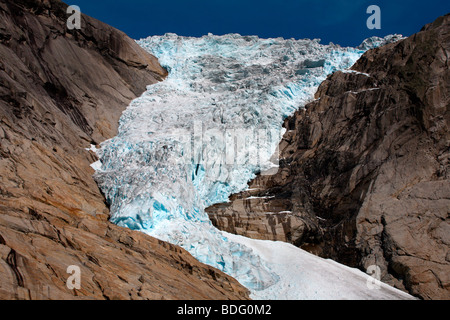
[92,33,413,299]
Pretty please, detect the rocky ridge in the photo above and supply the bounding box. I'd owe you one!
[207,14,450,299]
[0,0,249,299]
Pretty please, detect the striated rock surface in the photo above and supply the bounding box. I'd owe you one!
[0,210,249,300]
[207,14,450,299]
[0,0,249,299]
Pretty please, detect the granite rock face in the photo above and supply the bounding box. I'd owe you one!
[0,0,249,299]
[207,14,450,299]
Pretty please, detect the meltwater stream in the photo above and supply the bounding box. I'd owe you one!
[92,34,410,299]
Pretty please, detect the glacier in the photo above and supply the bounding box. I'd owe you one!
[92,33,412,298]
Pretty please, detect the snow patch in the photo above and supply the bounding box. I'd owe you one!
[226,232,414,300]
[341,69,370,77]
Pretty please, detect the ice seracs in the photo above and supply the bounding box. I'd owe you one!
[92,33,411,298]
[357,34,405,50]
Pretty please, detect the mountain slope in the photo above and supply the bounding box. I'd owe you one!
[207,14,450,299]
[0,0,249,299]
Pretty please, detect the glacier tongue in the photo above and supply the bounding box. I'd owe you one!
[93,34,407,297]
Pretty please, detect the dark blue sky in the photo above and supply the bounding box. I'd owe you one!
[69,0,449,47]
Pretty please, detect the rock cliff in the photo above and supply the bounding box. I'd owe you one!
[0,0,249,299]
[207,14,450,299]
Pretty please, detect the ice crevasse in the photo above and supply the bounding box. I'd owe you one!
[92,33,413,299]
